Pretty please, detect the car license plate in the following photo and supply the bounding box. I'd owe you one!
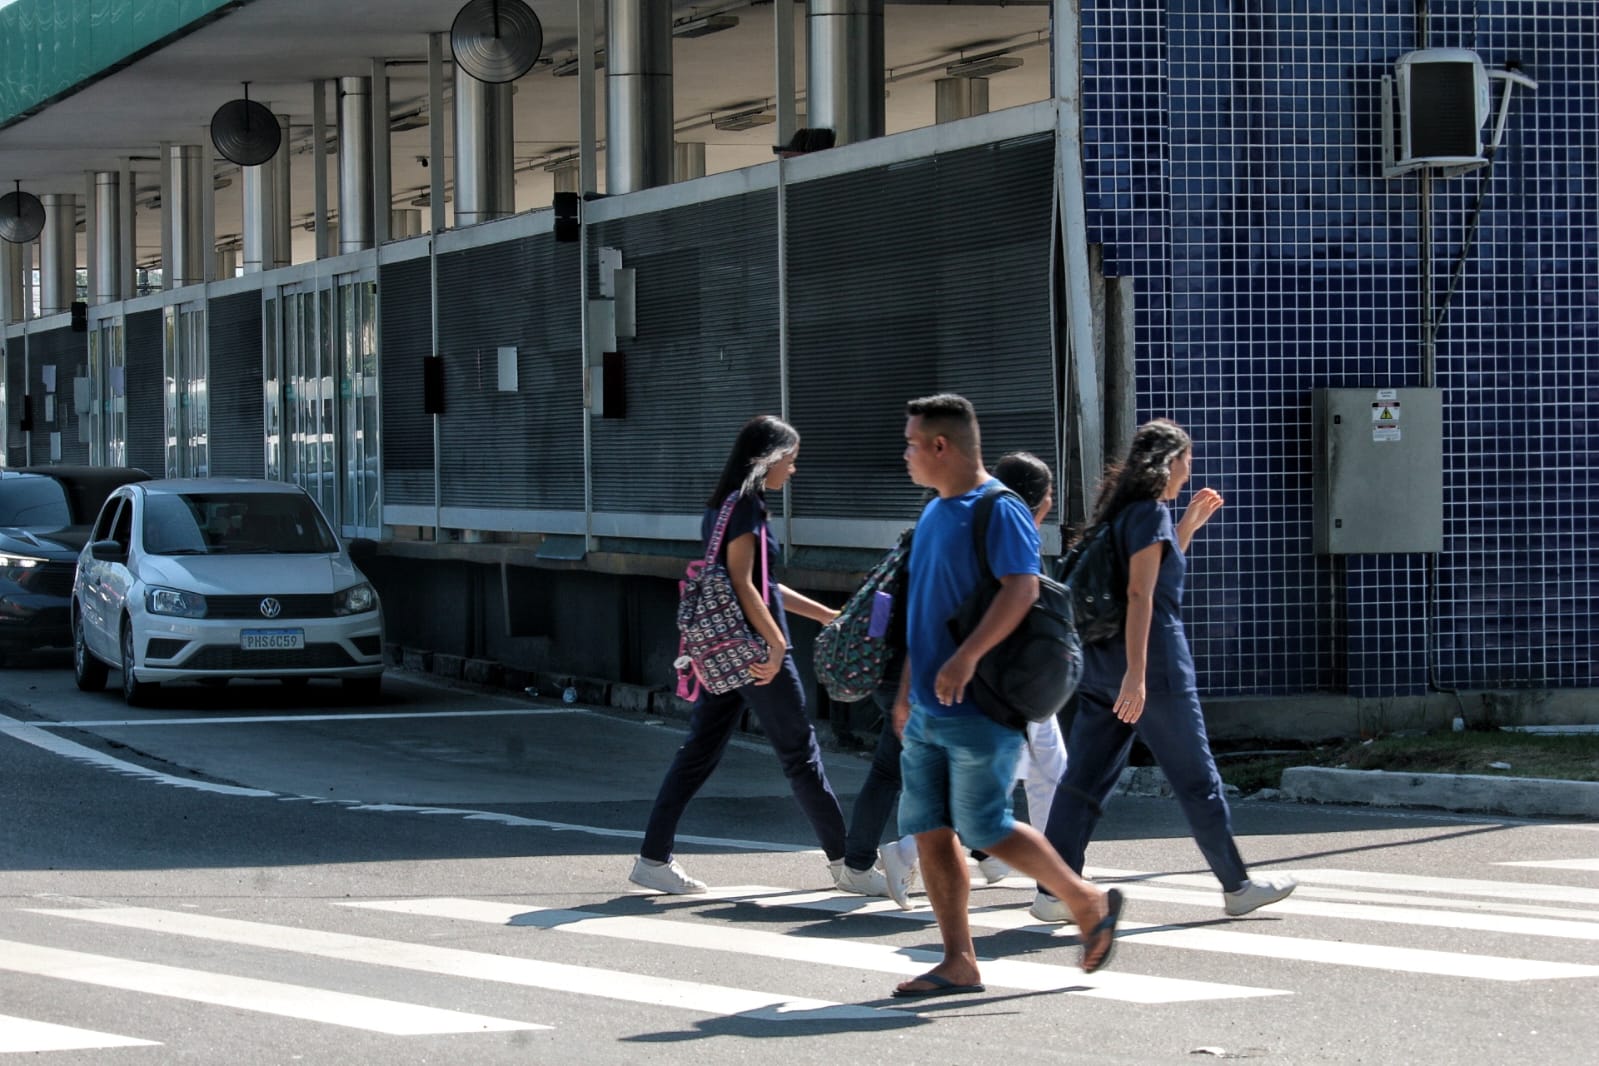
[240,628,305,651]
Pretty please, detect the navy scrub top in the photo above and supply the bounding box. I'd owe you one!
[1078,498,1199,699]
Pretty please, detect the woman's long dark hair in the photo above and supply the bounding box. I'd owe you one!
[1071,418,1192,542]
[706,415,800,507]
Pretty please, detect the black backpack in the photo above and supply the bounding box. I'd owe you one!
[1054,515,1127,646]
[946,485,1084,731]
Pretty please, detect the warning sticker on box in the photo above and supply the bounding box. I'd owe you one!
[1372,399,1400,442]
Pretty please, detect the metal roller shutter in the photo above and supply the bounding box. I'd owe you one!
[206,291,264,477]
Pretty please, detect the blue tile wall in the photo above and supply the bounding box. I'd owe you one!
[1082,1,1597,697]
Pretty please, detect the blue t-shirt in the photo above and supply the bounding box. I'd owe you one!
[906,480,1041,717]
[701,492,789,644]
[1079,498,1198,698]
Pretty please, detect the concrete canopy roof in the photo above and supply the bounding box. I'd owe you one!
[0,0,1051,272]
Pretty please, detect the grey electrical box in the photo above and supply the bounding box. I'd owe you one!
[1312,387,1443,554]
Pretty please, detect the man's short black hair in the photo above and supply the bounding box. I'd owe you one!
[906,393,980,457]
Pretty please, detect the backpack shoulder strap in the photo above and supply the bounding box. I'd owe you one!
[704,492,742,564]
[969,482,1015,586]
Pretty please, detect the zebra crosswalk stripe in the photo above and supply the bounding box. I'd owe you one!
[28,906,890,1022]
[0,939,541,1036]
[722,886,1599,982]
[342,896,1287,1004]
[0,1013,159,1054]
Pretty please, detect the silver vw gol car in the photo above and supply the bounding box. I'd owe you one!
[72,478,384,705]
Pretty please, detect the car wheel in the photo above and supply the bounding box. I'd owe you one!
[120,621,158,707]
[73,613,108,692]
[342,675,382,703]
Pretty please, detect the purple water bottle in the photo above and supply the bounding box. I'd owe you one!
[868,589,893,639]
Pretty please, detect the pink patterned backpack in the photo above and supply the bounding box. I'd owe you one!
[674,493,770,700]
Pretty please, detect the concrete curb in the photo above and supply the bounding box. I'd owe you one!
[1280,767,1599,820]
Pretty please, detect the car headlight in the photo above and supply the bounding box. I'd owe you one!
[0,553,46,570]
[333,582,377,616]
[147,586,208,618]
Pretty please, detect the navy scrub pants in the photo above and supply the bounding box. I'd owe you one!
[1043,688,1248,892]
[641,653,847,863]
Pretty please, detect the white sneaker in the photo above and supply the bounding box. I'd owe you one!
[1224,874,1297,916]
[831,860,888,897]
[879,838,920,911]
[1029,890,1070,923]
[629,856,708,895]
[976,856,1013,884]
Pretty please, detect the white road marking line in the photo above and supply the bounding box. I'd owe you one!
[1499,859,1599,872]
[726,887,1599,982]
[0,939,539,1035]
[30,907,887,1022]
[1278,867,1599,907]
[343,897,1286,1004]
[1089,866,1599,908]
[0,712,275,797]
[0,1013,158,1054]
[27,708,585,729]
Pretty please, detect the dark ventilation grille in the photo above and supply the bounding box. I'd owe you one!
[433,234,584,509]
[587,189,779,514]
[3,340,22,458]
[179,643,359,671]
[125,310,165,477]
[29,326,89,465]
[786,134,1058,521]
[207,291,264,477]
[1408,62,1479,158]
[379,257,433,507]
[204,594,339,619]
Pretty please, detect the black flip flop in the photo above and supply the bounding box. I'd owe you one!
[1081,887,1125,974]
[891,972,987,999]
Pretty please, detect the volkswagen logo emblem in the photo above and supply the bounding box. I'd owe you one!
[259,597,283,619]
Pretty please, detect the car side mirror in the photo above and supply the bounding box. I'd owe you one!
[90,539,128,564]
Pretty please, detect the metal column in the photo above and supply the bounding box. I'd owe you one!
[806,0,884,145]
[338,76,375,252]
[92,173,120,304]
[935,77,989,123]
[0,240,24,323]
[243,114,292,271]
[606,0,674,194]
[165,146,206,288]
[453,69,516,226]
[38,193,77,314]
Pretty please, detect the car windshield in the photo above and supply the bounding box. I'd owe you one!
[142,492,340,556]
[0,477,72,531]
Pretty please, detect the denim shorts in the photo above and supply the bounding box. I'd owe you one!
[897,705,1024,851]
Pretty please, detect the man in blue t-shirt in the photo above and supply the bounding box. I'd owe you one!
[886,393,1123,1000]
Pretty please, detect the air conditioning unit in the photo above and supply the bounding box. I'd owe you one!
[1387,48,1491,171]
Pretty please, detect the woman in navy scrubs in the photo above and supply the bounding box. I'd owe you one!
[1033,419,1297,919]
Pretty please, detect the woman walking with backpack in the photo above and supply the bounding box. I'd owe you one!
[1032,419,1296,921]
[630,415,852,895]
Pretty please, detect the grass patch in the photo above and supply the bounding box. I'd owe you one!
[1214,731,1599,792]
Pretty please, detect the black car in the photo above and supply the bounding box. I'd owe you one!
[0,466,151,663]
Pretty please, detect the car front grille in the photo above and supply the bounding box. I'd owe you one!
[204,594,340,620]
[180,644,359,671]
[26,562,76,599]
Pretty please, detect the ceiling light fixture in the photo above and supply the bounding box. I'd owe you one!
[673,14,738,39]
[945,50,1023,79]
[712,106,775,132]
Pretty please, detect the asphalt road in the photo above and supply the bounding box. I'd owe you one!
[2,662,1597,1065]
